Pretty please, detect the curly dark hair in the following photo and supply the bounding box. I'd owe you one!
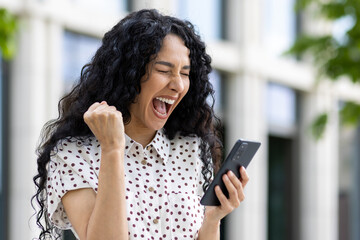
[32,9,222,239]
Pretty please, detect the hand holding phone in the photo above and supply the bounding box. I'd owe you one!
[200,139,261,206]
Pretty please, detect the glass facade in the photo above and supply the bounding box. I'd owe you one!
[268,136,294,240]
[339,123,360,240]
[266,82,297,134]
[0,56,2,200]
[0,55,8,240]
[62,31,101,93]
[174,0,223,41]
[209,70,223,115]
[0,56,3,240]
[262,0,297,57]
[70,0,128,14]
[266,82,299,240]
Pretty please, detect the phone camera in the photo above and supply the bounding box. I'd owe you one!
[235,143,248,160]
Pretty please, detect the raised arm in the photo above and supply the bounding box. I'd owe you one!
[62,101,128,240]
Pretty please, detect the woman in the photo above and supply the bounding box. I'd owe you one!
[33,9,249,240]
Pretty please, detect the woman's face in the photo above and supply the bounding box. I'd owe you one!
[128,34,191,133]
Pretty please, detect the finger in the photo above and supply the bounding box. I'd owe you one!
[107,105,117,112]
[215,185,238,215]
[83,102,110,124]
[214,185,230,209]
[227,171,241,189]
[86,102,101,112]
[227,171,243,199]
[93,102,120,114]
[84,102,100,123]
[222,174,240,207]
[239,166,249,188]
[92,102,111,113]
[90,101,109,110]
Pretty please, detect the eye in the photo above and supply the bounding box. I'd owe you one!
[181,73,190,77]
[157,70,169,74]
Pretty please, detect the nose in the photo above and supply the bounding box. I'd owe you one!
[169,74,185,93]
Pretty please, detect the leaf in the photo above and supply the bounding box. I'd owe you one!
[321,3,347,19]
[295,0,317,11]
[0,8,18,59]
[288,0,360,140]
[311,113,328,140]
[288,0,360,82]
[284,35,335,56]
[323,44,360,82]
[340,102,360,126]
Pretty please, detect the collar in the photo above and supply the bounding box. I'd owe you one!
[124,133,135,155]
[124,129,171,164]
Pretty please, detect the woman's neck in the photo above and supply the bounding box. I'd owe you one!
[124,124,157,148]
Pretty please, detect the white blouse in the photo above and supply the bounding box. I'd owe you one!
[47,129,207,239]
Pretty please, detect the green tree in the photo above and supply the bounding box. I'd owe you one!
[0,8,17,59]
[287,0,360,139]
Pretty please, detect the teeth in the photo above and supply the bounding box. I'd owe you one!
[154,108,167,116]
[156,97,175,105]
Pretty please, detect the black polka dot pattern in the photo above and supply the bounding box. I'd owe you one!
[47,130,207,239]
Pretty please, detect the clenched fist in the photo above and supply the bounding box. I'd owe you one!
[83,101,125,152]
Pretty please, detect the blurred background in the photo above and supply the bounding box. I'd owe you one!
[0,0,359,239]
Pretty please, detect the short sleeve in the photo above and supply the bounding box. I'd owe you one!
[47,138,100,229]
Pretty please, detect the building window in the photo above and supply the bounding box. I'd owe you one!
[262,0,297,57]
[338,122,360,240]
[66,0,129,14]
[209,70,223,116]
[0,55,9,240]
[266,82,297,136]
[62,31,101,93]
[266,82,299,240]
[174,0,223,41]
[0,55,3,203]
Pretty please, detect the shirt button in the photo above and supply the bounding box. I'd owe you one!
[141,159,147,165]
[148,187,154,192]
[146,145,151,150]
[153,218,159,224]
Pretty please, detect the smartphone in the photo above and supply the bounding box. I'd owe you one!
[200,139,261,206]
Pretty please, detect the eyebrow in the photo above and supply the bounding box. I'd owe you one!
[155,61,190,70]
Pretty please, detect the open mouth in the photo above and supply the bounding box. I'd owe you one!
[152,97,175,117]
